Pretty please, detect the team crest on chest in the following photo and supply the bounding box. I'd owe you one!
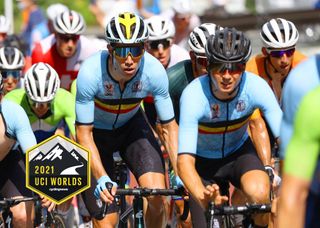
[104,82,114,96]
[132,81,143,92]
[236,100,246,112]
[211,104,220,119]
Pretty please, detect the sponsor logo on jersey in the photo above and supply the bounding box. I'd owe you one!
[211,104,220,119]
[104,82,114,96]
[236,100,246,112]
[132,81,143,92]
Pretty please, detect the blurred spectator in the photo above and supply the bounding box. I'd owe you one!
[0,46,25,94]
[161,0,201,50]
[89,0,138,29]
[31,3,69,46]
[137,0,161,18]
[17,0,46,55]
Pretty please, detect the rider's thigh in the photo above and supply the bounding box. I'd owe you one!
[11,201,34,228]
[92,212,118,228]
[240,170,270,203]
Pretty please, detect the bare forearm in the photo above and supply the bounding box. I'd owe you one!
[249,118,271,166]
[177,155,206,201]
[161,121,179,174]
[76,126,107,179]
[278,174,309,228]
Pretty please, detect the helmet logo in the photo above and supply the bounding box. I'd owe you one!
[119,13,136,39]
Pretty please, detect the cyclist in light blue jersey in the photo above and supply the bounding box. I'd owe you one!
[177,28,282,227]
[0,72,37,227]
[76,12,179,228]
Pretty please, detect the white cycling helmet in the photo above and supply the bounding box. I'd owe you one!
[46,3,68,21]
[172,0,191,15]
[146,16,175,41]
[106,12,149,44]
[188,23,221,55]
[0,15,10,33]
[25,62,60,103]
[260,18,299,49]
[53,10,86,35]
[0,46,24,70]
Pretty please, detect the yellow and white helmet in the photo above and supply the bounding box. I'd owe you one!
[105,12,149,44]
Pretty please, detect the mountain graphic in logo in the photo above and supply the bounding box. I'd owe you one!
[30,143,87,176]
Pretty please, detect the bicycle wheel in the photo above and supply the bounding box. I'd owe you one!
[48,213,66,228]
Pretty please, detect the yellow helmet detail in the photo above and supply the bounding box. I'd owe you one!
[105,12,149,44]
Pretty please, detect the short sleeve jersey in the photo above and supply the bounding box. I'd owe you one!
[5,89,76,143]
[1,98,37,153]
[76,51,175,130]
[280,55,320,158]
[178,72,282,159]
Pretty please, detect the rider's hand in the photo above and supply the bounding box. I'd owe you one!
[40,195,56,212]
[202,184,228,209]
[265,165,281,187]
[94,175,118,204]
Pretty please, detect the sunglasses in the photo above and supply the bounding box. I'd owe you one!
[148,39,171,50]
[208,62,246,74]
[113,46,144,61]
[267,47,295,58]
[1,70,22,79]
[195,55,208,68]
[28,99,52,109]
[57,34,80,42]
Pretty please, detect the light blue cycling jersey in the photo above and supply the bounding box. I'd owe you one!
[280,55,320,159]
[76,50,174,129]
[178,72,282,159]
[2,98,37,153]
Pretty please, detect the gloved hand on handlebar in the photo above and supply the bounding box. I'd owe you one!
[94,175,118,200]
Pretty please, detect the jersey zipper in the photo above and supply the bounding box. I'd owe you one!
[221,101,229,158]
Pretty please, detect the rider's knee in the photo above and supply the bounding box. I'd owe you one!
[147,195,165,209]
[12,206,29,226]
[245,183,269,203]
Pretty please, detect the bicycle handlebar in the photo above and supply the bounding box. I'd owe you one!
[0,196,40,208]
[209,202,271,215]
[115,188,184,196]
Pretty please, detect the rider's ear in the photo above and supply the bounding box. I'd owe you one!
[107,44,113,54]
[262,47,268,56]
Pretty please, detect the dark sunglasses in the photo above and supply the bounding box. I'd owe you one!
[113,46,144,60]
[267,48,295,58]
[195,55,208,68]
[148,39,171,50]
[57,34,80,42]
[207,62,246,74]
[1,70,22,79]
[28,98,52,109]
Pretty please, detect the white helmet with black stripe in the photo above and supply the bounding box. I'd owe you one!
[24,62,60,103]
[53,10,86,35]
[260,18,299,49]
[0,15,10,33]
[188,23,221,55]
[145,15,175,41]
[0,46,24,70]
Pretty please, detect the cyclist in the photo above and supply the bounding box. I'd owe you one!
[31,10,104,90]
[246,18,306,104]
[177,27,282,227]
[0,46,25,94]
[76,12,179,228]
[144,15,190,127]
[278,86,320,227]
[0,72,38,227]
[166,22,220,228]
[5,62,75,143]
